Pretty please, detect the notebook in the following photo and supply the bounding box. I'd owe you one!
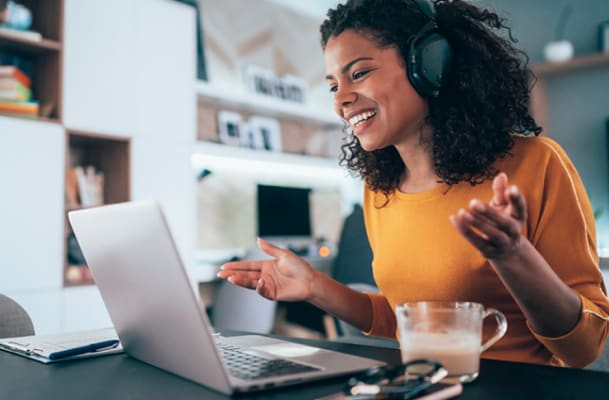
[0,328,122,363]
[68,201,384,395]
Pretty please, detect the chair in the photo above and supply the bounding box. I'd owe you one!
[323,204,399,348]
[0,294,34,338]
[331,204,375,287]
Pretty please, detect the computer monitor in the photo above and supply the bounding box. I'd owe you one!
[256,184,312,242]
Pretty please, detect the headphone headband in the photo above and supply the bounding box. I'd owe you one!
[413,0,436,20]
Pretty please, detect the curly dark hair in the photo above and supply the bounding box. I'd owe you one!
[320,0,541,199]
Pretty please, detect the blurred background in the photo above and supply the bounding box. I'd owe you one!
[0,0,608,339]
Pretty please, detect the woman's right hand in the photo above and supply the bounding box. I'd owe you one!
[217,238,317,302]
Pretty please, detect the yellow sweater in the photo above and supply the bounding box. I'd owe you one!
[362,136,609,367]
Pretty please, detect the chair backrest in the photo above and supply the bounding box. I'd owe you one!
[0,294,34,338]
[332,204,375,286]
[328,205,378,338]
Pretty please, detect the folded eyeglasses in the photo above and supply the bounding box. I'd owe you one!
[343,358,447,399]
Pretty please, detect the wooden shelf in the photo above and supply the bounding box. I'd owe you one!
[196,80,342,128]
[531,52,609,77]
[0,112,59,123]
[0,32,61,54]
[192,140,349,185]
[66,131,131,208]
[193,140,339,169]
[63,131,131,288]
[0,0,63,121]
[529,52,609,132]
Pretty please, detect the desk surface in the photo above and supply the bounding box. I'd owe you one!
[2,334,608,399]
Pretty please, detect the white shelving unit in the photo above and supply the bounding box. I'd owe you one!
[196,80,342,128]
[0,0,199,335]
[192,141,347,184]
[193,140,338,167]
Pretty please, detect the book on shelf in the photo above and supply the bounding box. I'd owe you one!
[0,65,31,87]
[72,166,105,208]
[0,26,42,41]
[0,81,30,100]
[65,168,79,209]
[0,100,38,116]
[0,112,36,118]
[0,77,30,90]
[0,67,36,115]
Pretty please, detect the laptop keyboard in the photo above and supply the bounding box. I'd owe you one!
[217,341,320,381]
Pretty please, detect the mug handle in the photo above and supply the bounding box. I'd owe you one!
[480,308,508,353]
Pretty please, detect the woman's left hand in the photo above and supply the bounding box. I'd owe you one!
[450,172,527,261]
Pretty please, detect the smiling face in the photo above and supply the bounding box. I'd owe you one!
[324,30,429,152]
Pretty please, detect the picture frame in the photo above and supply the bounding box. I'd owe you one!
[243,64,276,96]
[239,121,264,150]
[248,116,282,152]
[280,74,307,104]
[273,79,289,100]
[217,110,243,146]
[242,65,308,104]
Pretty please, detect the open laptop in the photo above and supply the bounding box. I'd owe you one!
[68,201,384,395]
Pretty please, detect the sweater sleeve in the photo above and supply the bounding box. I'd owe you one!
[527,138,609,367]
[363,292,397,338]
[527,295,609,367]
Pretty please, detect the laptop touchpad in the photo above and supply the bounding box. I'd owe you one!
[251,343,321,358]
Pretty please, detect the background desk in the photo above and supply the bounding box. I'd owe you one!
[2,335,608,399]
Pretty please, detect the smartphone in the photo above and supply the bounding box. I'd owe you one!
[414,381,463,400]
[315,381,463,400]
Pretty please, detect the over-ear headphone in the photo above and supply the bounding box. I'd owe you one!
[407,0,452,98]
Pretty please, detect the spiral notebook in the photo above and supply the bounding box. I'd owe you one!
[0,327,123,363]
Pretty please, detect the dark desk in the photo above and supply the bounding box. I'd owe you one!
[2,335,608,399]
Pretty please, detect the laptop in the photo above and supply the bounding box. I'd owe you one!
[68,201,384,395]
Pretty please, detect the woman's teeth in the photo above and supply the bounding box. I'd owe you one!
[349,110,377,127]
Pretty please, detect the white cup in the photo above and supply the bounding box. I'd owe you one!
[396,301,507,383]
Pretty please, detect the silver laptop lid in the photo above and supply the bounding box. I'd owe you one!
[69,201,233,395]
[70,201,385,394]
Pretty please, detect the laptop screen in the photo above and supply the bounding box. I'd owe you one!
[256,184,311,238]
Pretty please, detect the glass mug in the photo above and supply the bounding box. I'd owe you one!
[396,301,507,383]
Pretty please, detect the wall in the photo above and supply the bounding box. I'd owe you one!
[267,0,339,19]
[198,0,609,250]
[478,0,609,249]
[194,0,356,255]
[199,0,332,113]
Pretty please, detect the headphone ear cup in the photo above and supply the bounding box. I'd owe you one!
[407,29,451,98]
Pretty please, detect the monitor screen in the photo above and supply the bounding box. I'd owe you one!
[257,184,312,237]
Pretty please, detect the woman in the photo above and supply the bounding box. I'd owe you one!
[218,0,609,367]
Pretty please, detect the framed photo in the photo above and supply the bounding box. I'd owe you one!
[239,121,263,149]
[248,116,282,152]
[273,79,289,100]
[217,110,243,146]
[280,74,307,104]
[243,64,276,96]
